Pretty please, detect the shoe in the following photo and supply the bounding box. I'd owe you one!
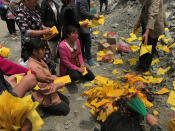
[87,59,95,66]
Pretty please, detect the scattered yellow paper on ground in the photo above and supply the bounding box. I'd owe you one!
[125,33,137,43]
[122,69,131,73]
[103,33,107,38]
[153,110,159,116]
[138,37,142,41]
[95,75,109,85]
[157,66,171,75]
[167,91,175,106]
[168,42,175,49]
[143,71,151,76]
[129,45,140,52]
[173,81,175,90]
[156,44,170,53]
[171,107,175,112]
[112,69,118,74]
[128,58,138,66]
[113,59,123,65]
[93,30,100,35]
[154,88,170,95]
[140,45,152,56]
[151,58,160,66]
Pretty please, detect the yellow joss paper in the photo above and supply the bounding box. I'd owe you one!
[171,107,175,112]
[153,110,159,116]
[157,66,171,75]
[151,58,160,66]
[14,74,23,84]
[167,91,175,106]
[139,45,152,56]
[138,37,142,41]
[0,91,43,131]
[94,75,109,85]
[79,19,91,28]
[103,33,107,38]
[140,97,153,108]
[129,45,140,52]
[58,87,65,93]
[97,110,107,122]
[144,76,163,84]
[122,69,131,73]
[168,42,175,49]
[43,26,59,40]
[113,59,123,65]
[97,56,102,61]
[158,35,171,44]
[82,67,88,76]
[92,15,104,27]
[156,44,170,53]
[125,33,137,43]
[112,69,118,74]
[168,118,175,131]
[128,58,138,66]
[54,75,71,84]
[84,83,93,87]
[0,47,10,58]
[173,81,175,90]
[154,88,170,95]
[143,71,151,76]
[93,30,100,35]
[98,50,105,56]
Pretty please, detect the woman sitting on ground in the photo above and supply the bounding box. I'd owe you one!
[58,26,95,82]
[27,38,70,116]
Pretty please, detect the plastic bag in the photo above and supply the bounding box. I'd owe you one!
[117,41,131,52]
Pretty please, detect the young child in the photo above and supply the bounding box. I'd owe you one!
[27,38,70,116]
[58,25,95,82]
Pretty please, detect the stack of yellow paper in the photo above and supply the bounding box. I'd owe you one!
[43,26,59,40]
[0,91,43,130]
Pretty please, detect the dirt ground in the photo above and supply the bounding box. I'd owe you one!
[0,0,175,131]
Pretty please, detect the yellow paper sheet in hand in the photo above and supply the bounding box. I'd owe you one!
[167,91,175,106]
[154,88,170,95]
[128,58,138,66]
[14,74,24,84]
[54,75,71,84]
[43,26,59,40]
[151,58,160,66]
[157,66,171,75]
[139,45,152,56]
[92,15,104,27]
[82,67,88,76]
[113,59,123,65]
[79,19,91,28]
[0,47,10,58]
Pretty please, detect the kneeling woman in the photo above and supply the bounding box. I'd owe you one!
[58,26,95,82]
[27,38,70,116]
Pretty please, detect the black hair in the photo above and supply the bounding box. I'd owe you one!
[61,25,78,41]
[27,38,45,56]
[61,0,71,6]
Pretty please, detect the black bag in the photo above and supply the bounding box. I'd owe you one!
[0,6,7,21]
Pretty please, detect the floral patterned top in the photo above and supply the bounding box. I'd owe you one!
[14,3,50,61]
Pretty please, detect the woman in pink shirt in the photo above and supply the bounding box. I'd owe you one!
[58,26,95,82]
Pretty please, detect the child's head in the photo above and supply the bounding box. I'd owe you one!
[28,38,45,59]
[62,26,78,42]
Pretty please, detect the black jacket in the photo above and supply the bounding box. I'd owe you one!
[40,0,60,41]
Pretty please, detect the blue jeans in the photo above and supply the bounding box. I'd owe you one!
[79,33,92,60]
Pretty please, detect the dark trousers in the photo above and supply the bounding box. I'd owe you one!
[41,92,70,116]
[139,25,158,71]
[79,33,92,60]
[99,0,108,12]
[6,19,16,34]
[66,67,95,82]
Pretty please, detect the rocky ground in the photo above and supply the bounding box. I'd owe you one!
[0,0,175,131]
